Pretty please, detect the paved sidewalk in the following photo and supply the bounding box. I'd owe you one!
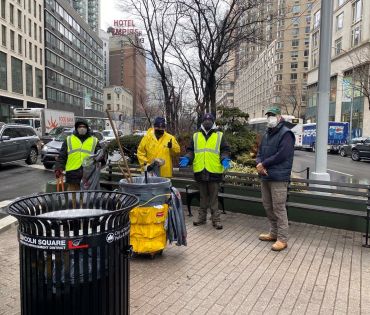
[1,211,370,314]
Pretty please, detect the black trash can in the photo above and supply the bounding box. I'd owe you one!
[7,191,139,315]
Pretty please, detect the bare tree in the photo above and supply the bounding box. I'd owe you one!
[279,85,305,117]
[118,0,182,133]
[173,0,274,116]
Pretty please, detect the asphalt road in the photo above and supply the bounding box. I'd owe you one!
[0,161,54,218]
[293,150,370,184]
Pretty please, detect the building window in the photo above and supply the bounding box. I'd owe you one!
[291,62,298,69]
[34,45,37,62]
[28,0,30,13]
[39,48,42,65]
[312,31,319,48]
[352,25,361,46]
[312,51,318,67]
[314,10,321,28]
[304,61,308,68]
[305,26,310,33]
[33,0,36,18]
[29,42,32,60]
[107,104,111,110]
[39,26,42,43]
[352,0,362,23]
[18,34,22,54]
[304,49,309,57]
[34,22,37,40]
[35,68,43,98]
[336,13,344,31]
[17,9,22,29]
[38,4,41,21]
[9,3,14,24]
[11,56,23,94]
[305,15,311,24]
[10,30,14,50]
[291,51,298,58]
[292,28,299,36]
[0,51,7,90]
[0,0,5,19]
[338,0,344,7]
[1,25,6,46]
[292,16,300,25]
[304,37,310,46]
[276,52,283,60]
[26,64,33,96]
[291,73,298,80]
[292,5,300,13]
[107,93,111,100]
[276,74,282,81]
[292,39,299,47]
[28,19,31,37]
[276,41,284,49]
[335,37,342,55]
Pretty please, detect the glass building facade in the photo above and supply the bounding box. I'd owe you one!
[44,0,104,118]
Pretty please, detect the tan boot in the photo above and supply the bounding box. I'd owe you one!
[271,240,288,251]
[259,233,277,242]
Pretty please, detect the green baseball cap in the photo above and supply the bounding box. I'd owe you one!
[265,106,281,115]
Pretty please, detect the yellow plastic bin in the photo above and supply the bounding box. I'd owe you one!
[130,204,168,255]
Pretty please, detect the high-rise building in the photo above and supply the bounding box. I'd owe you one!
[99,29,110,87]
[109,35,146,122]
[306,0,370,137]
[0,0,46,122]
[67,0,100,32]
[234,0,314,118]
[44,0,104,121]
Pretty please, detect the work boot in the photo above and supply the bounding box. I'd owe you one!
[259,233,277,242]
[212,222,223,230]
[193,220,206,226]
[271,240,288,251]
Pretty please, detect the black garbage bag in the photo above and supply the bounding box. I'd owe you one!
[80,149,105,190]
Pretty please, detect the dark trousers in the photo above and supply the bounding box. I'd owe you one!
[198,181,220,223]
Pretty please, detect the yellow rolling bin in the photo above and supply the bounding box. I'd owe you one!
[130,204,168,256]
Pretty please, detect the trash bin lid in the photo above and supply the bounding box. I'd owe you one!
[38,209,110,219]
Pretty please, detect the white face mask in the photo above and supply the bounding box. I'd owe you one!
[77,127,87,136]
[267,116,279,128]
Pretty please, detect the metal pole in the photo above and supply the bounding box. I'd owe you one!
[350,83,354,140]
[312,0,333,181]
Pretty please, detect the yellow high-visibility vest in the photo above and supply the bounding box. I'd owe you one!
[65,135,97,171]
[193,131,224,174]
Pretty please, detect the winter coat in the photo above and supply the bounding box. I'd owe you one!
[256,122,295,181]
[186,128,231,182]
[137,128,180,178]
[55,130,101,184]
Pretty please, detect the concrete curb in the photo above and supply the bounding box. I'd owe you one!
[0,200,17,234]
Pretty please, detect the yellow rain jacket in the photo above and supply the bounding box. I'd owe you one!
[137,128,180,178]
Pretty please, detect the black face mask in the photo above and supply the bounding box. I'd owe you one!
[154,129,165,138]
[202,121,213,131]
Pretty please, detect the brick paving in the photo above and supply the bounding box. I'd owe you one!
[1,211,370,314]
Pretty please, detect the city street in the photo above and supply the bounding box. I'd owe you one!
[293,150,370,184]
[1,150,370,218]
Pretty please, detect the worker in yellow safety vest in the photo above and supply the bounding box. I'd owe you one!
[179,113,231,230]
[55,119,101,191]
[137,117,180,178]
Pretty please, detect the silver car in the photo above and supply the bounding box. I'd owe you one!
[41,129,107,169]
[0,123,41,165]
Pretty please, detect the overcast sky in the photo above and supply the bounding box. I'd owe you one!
[101,1,135,31]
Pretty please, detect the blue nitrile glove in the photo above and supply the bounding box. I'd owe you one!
[222,158,231,170]
[179,156,190,168]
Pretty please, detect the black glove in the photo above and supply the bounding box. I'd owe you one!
[167,139,172,149]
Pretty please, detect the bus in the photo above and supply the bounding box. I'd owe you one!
[248,115,303,149]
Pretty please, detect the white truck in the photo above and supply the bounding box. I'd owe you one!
[12,108,75,137]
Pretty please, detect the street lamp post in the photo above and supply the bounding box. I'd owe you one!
[312,0,333,181]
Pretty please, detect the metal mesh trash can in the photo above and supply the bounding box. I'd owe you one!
[7,191,139,315]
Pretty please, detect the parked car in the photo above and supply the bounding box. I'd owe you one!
[339,137,367,157]
[41,129,108,169]
[349,137,370,161]
[0,123,41,165]
[40,126,73,145]
[102,129,122,142]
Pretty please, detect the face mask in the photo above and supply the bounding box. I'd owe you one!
[202,121,214,131]
[267,116,279,128]
[77,127,87,136]
[154,129,164,138]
